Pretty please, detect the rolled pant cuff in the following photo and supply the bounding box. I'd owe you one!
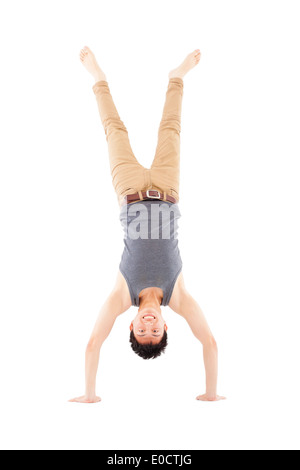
[92,80,109,94]
[168,77,184,86]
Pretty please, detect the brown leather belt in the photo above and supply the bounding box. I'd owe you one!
[123,190,177,205]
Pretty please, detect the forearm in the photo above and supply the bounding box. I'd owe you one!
[84,293,124,397]
[203,341,218,398]
[180,295,219,397]
[85,343,101,398]
[69,276,131,404]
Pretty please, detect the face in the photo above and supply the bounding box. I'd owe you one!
[130,308,168,345]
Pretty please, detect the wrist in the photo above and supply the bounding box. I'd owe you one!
[85,389,96,400]
[206,390,217,400]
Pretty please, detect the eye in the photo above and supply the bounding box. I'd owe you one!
[139,329,145,333]
[153,329,159,333]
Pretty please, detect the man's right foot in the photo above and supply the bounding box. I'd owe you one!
[79,46,107,83]
[169,49,201,79]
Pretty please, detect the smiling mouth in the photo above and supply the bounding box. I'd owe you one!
[143,315,156,320]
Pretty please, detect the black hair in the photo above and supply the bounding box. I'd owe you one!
[129,329,168,360]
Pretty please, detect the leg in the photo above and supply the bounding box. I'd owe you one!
[80,46,145,205]
[92,81,145,203]
[150,77,184,202]
[150,49,202,202]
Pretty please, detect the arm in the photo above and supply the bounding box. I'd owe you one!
[169,274,225,402]
[69,271,131,403]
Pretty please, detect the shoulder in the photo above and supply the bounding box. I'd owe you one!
[168,272,189,314]
[112,270,132,311]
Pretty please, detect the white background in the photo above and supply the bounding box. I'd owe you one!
[0,0,299,451]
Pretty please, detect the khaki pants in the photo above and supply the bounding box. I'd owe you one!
[92,77,184,207]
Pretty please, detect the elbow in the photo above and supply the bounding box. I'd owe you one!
[203,335,218,351]
[86,336,101,353]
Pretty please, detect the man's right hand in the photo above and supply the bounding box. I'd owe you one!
[196,394,226,402]
[68,395,101,404]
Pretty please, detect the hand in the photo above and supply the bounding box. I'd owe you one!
[68,395,101,404]
[196,394,226,402]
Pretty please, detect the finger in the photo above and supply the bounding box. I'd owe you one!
[68,396,83,402]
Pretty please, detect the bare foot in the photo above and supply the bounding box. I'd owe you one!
[79,46,107,83]
[169,49,201,79]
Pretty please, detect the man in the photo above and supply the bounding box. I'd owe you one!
[69,46,225,404]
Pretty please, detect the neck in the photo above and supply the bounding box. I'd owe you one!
[139,288,162,312]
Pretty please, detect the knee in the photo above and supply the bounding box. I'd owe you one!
[159,116,181,134]
[102,116,128,134]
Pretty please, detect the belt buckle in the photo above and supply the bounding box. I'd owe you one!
[146,190,161,199]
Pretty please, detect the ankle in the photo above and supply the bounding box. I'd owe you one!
[169,72,184,80]
[94,73,107,83]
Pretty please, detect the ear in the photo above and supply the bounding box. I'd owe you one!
[130,322,134,331]
[164,323,168,332]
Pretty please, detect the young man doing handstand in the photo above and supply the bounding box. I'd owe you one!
[69,47,225,404]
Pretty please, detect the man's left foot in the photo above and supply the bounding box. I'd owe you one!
[169,49,201,79]
[79,46,107,83]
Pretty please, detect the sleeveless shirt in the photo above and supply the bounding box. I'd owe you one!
[119,200,183,307]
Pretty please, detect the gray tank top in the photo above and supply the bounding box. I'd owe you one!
[119,200,183,307]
